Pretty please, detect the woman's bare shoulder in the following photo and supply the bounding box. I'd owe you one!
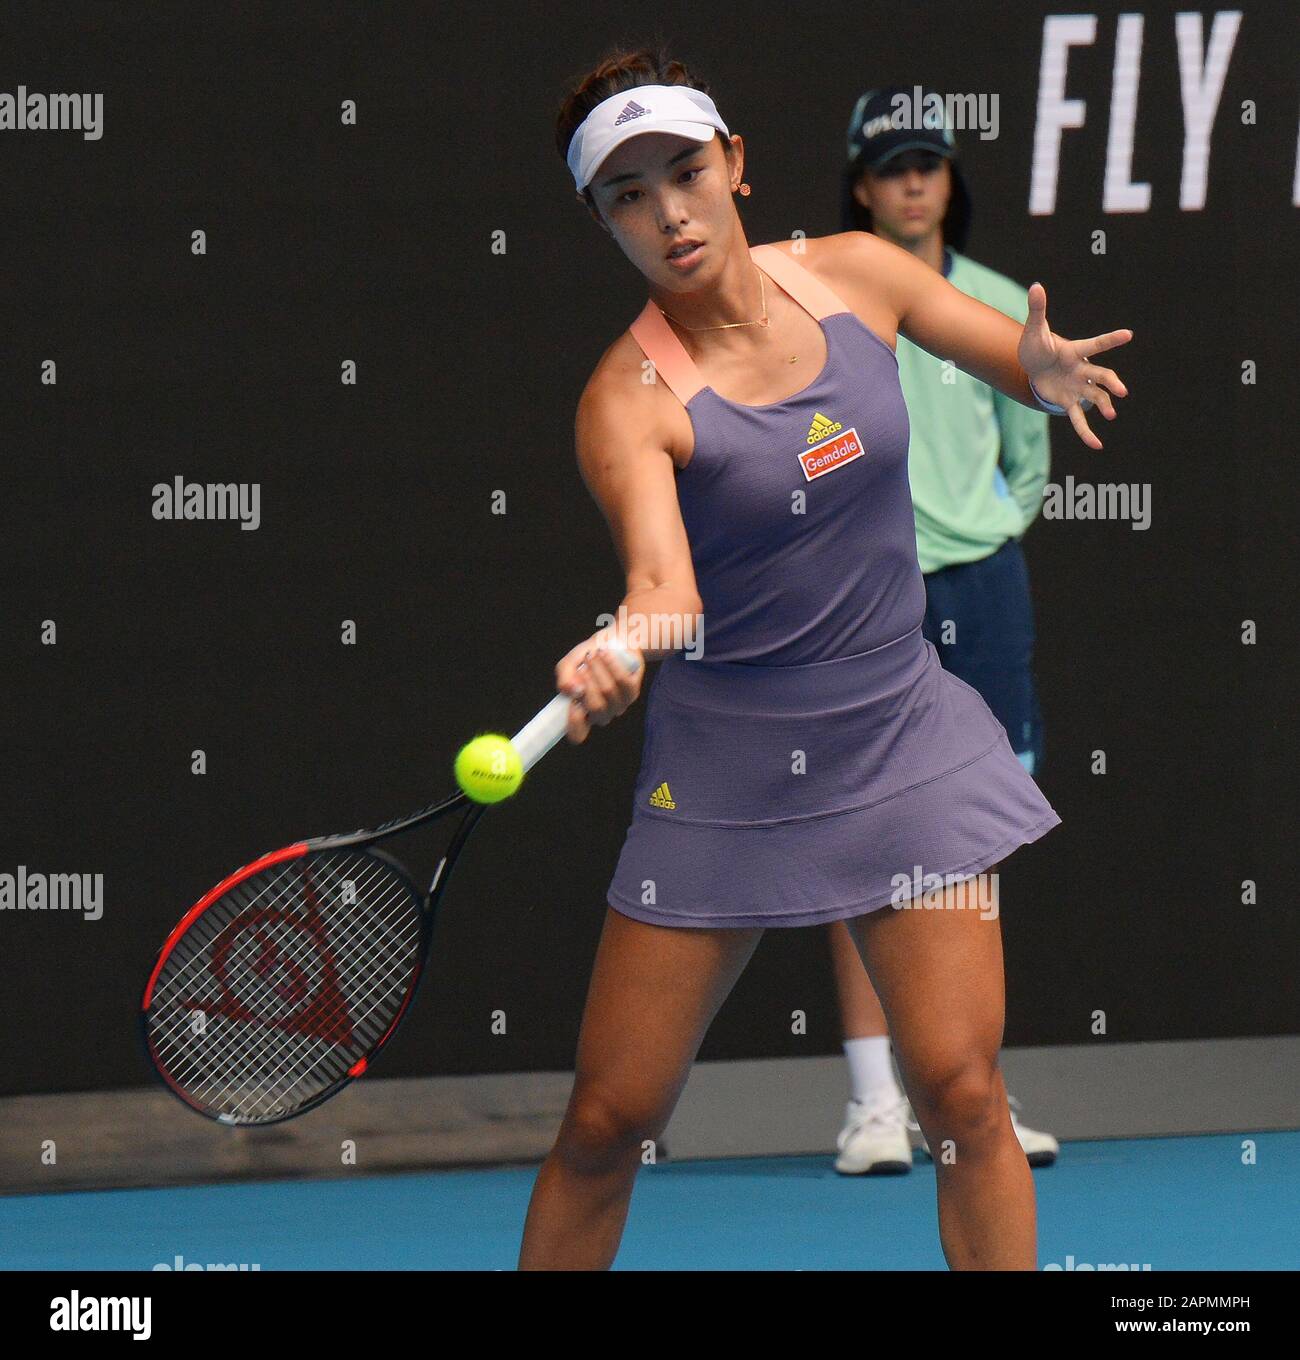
[755,231,893,269]
[759,233,912,344]
[577,329,693,470]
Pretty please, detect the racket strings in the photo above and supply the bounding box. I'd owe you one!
[146,849,423,1122]
[154,859,413,1116]
[152,855,417,1120]
[151,853,399,1052]
[201,874,424,1119]
[150,859,404,1117]
[154,854,415,1109]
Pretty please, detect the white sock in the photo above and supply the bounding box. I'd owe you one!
[843,1035,901,1105]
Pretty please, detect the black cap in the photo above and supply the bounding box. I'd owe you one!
[846,86,960,168]
[842,85,971,251]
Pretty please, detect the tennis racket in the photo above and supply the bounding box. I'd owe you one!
[141,642,641,1126]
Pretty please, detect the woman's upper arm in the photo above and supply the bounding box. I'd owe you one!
[835,232,1032,403]
[573,361,703,610]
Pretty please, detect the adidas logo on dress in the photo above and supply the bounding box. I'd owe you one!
[805,411,843,445]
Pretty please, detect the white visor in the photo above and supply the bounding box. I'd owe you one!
[567,84,729,192]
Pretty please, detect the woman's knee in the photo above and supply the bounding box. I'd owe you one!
[558,1084,668,1172]
[908,1057,1007,1151]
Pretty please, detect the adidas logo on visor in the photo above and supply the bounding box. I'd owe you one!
[613,100,650,126]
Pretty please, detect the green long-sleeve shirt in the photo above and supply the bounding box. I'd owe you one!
[896,249,1051,574]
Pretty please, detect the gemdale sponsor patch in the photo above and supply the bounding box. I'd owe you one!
[798,426,864,481]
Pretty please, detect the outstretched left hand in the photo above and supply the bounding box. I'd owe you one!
[1019,282,1133,450]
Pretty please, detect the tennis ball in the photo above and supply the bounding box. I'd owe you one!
[454,734,524,804]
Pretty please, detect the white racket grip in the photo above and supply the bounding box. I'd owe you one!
[510,641,642,773]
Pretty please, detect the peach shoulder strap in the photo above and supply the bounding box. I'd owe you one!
[627,243,851,404]
[628,300,705,406]
[749,242,851,320]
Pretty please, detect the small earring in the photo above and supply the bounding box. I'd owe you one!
[738,182,752,197]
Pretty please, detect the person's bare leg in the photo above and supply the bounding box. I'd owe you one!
[847,866,1036,1269]
[828,919,887,1037]
[518,907,762,1270]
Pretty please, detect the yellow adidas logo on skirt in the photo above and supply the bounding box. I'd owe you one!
[648,781,676,810]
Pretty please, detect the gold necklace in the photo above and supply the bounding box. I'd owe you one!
[659,267,800,363]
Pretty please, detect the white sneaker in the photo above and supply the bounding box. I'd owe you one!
[834,1094,914,1175]
[911,1095,1060,1167]
[1009,1096,1060,1166]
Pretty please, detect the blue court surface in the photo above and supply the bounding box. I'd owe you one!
[3,1133,1296,1271]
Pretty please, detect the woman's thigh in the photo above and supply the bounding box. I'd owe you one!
[567,907,763,1130]
[846,873,1006,1097]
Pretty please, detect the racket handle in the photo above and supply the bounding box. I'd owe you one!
[511,641,642,773]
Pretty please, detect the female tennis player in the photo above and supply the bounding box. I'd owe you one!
[523,49,1130,1271]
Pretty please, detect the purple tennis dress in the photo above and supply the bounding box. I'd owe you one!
[606,243,1060,929]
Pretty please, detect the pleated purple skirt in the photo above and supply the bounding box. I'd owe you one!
[606,624,1060,929]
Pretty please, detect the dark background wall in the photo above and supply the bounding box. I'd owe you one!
[2,0,1295,1095]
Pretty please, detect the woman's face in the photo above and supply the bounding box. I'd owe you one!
[853,150,952,245]
[584,130,742,290]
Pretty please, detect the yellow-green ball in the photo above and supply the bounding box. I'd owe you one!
[454,734,523,804]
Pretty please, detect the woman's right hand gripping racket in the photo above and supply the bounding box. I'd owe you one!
[141,641,642,1126]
